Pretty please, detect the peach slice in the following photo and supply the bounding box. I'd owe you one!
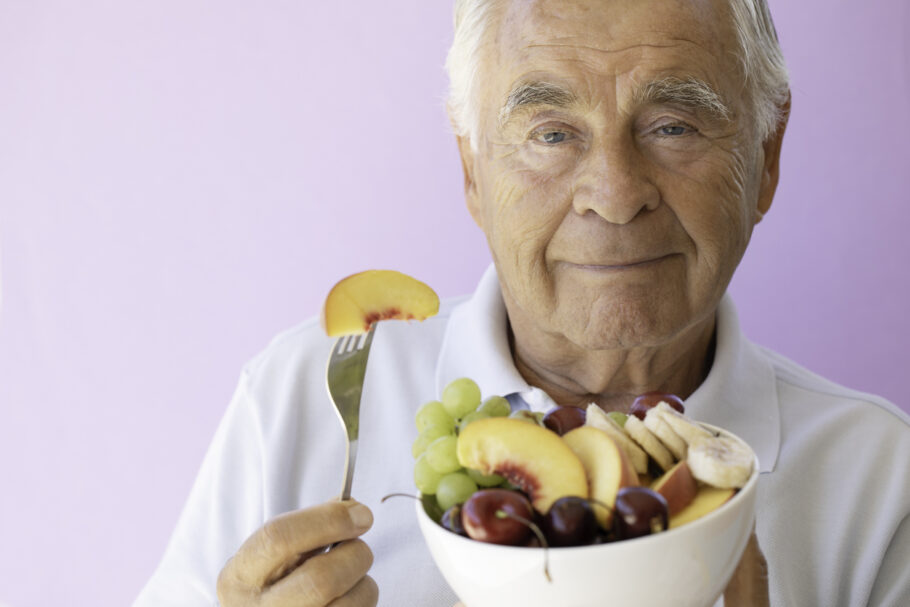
[562,426,639,529]
[651,460,698,517]
[585,404,649,475]
[456,418,588,514]
[321,269,439,336]
[668,485,736,529]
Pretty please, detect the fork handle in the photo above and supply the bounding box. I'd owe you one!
[327,439,359,552]
[339,438,358,501]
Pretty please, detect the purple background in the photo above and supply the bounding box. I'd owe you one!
[0,1,907,605]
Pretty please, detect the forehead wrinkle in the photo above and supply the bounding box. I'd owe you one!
[517,29,718,63]
[523,40,685,54]
[494,32,728,116]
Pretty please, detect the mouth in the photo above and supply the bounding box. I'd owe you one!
[562,254,677,271]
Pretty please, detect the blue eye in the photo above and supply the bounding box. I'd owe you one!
[540,131,567,144]
[658,125,689,136]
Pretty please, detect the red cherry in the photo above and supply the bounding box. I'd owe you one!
[629,392,685,420]
[441,504,468,537]
[461,489,534,545]
[542,406,587,436]
[612,487,669,540]
[542,496,599,547]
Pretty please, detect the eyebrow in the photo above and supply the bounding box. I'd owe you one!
[498,80,577,126]
[497,75,731,127]
[633,76,731,121]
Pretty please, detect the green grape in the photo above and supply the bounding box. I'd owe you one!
[466,467,505,488]
[415,400,455,433]
[435,472,479,511]
[414,452,444,494]
[441,377,482,419]
[478,395,511,417]
[421,493,444,523]
[457,409,491,432]
[509,409,544,426]
[411,424,455,459]
[425,435,461,474]
[607,411,628,428]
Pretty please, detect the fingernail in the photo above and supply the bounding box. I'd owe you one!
[346,502,373,529]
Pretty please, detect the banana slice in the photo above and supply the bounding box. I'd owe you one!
[654,401,715,445]
[585,404,650,475]
[624,414,675,471]
[687,435,754,489]
[644,408,688,460]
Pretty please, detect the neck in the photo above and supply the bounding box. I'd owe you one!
[509,315,716,413]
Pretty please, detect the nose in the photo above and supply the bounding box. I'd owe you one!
[571,136,660,224]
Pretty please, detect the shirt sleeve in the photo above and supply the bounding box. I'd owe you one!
[867,513,910,606]
[132,369,265,606]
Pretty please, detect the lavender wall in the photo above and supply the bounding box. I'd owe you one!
[0,2,907,605]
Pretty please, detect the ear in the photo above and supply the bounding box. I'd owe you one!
[456,135,483,227]
[754,92,791,224]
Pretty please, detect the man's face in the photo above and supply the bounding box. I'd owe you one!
[461,0,781,351]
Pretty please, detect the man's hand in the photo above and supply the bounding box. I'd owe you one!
[217,500,378,606]
[723,530,769,606]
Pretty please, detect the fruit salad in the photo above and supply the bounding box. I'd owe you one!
[412,378,755,548]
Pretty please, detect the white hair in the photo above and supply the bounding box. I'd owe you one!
[445,0,790,144]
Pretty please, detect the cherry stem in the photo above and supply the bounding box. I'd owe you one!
[587,497,614,517]
[495,510,552,583]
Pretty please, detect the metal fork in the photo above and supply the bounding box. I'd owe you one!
[325,324,376,501]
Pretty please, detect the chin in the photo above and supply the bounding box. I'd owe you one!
[562,298,690,351]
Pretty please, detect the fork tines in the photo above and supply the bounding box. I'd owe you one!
[336,327,374,354]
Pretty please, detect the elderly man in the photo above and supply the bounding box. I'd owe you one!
[135,0,910,606]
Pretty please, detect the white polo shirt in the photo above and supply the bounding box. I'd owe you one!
[135,265,910,606]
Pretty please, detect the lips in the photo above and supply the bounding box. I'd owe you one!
[561,254,677,270]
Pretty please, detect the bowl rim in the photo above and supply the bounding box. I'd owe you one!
[416,421,760,552]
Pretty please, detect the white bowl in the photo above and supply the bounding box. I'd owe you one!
[416,424,759,607]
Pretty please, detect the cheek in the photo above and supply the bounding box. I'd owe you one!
[711,148,760,255]
[481,151,575,269]
[665,147,756,294]
[675,148,756,267]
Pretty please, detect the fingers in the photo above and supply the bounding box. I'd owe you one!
[232,501,374,588]
[325,575,379,607]
[724,531,769,607]
[264,539,374,605]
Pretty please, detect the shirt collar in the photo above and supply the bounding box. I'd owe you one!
[436,264,780,473]
[435,264,532,400]
[685,296,781,473]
